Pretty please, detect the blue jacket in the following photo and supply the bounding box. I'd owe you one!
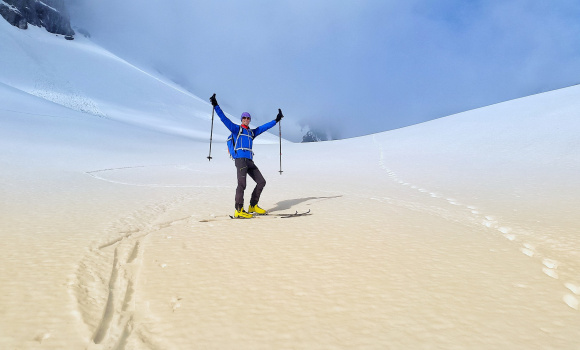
[215,105,277,160]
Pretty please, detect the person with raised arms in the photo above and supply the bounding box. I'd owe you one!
[210,94,284,218]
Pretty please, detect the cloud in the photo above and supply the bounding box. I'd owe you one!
[67,0,580,141]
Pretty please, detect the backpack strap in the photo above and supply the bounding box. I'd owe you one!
[232,126,244,156]
[233,127,255,156]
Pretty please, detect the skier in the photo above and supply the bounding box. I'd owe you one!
[210,94,284,218]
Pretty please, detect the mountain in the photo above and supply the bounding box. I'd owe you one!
[1,0,74,37]
[301,130,323,143]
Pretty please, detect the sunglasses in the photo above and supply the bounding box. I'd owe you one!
[242,117,251,120]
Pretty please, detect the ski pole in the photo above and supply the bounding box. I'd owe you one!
[207,104,215,161]
[279,118,283,174]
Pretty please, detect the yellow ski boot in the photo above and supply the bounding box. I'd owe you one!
[248,204,267,215]
[234,208,253,219]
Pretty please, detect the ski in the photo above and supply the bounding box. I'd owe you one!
[228,209,311,219]
[264,209,312,218]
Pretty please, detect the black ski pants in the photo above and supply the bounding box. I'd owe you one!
[234,158,266,210]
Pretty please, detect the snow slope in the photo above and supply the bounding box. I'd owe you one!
[0,20,281,143]
[1,19,580,349]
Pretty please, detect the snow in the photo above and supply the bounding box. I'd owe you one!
[36,1,58,13]
[0,1,20,13]
[2,17,580,349]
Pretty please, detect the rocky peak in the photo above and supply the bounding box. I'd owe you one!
[0,0,75,38]
[302,130,324,143]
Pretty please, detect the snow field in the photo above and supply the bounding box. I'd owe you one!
[374,136,580,312]
[2,18,580,349]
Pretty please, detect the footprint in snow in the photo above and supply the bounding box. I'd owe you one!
[520,243,535,257]
[482,220,498,229]
[542,267,558,279]
[565,283,580,295]
[498,226,515,240]
[541,258,559,279]
[498,227,512,234]
[542,258,558,269]
[171,296,182,312]
[563,294,579,310]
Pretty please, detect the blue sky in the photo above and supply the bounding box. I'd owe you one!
[68,0,580,141]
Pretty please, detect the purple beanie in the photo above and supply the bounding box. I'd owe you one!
[241,112,251,120]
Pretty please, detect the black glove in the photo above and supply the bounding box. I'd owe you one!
[210,93,218,107]
[276,109,284,123]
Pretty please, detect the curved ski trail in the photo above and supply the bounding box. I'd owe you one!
[372,136,579,311]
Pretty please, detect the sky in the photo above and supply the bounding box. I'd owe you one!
[66,0,580,142]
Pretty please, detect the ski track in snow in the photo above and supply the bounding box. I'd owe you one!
[70,195,193,349]
[85,164,231,188]
[74,164,233,346]
[372,136,580,311]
